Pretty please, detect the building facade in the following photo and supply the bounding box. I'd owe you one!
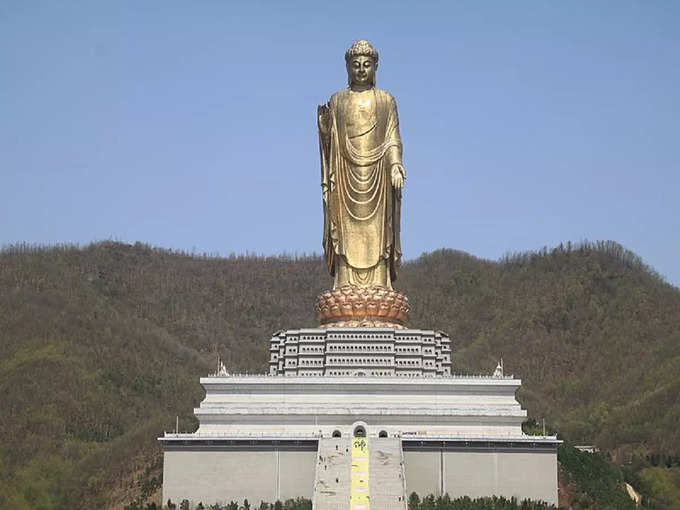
[269,328,451,377]
[160,328,559,508]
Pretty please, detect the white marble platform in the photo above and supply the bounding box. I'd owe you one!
[181,374,526,438]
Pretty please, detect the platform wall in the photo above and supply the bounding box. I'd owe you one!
[163,444,557,507]
[162,448,316,506]
[403,448,558,505]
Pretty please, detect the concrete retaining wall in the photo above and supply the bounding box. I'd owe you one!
[163,443,557,507]
[162,448,316,506]
[404,449,558,505]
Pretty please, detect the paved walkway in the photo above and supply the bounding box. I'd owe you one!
[351,437,370,510]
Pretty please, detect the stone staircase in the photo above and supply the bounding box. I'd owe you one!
[313,437,407,510]
[368,438,407,510]
[313,437,352,510]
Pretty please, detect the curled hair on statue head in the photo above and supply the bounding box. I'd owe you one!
[345,40,379,64]
[345,40,379,87]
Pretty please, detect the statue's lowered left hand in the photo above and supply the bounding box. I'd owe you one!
[391,163,405,190]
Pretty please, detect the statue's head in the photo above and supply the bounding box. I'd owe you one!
[345,40,379,88]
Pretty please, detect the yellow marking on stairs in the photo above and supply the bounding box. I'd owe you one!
[351,436,370,510]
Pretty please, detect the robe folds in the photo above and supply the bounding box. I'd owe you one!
[318,87,403,289]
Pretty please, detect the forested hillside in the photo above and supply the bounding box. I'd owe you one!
[1,240,679,508]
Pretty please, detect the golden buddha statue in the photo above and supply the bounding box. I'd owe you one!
[317,40,405,290]
[315,40,410,328]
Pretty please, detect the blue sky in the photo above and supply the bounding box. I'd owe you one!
[1,1,679,286]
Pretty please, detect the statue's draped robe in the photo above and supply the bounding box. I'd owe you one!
[319,88,403,289]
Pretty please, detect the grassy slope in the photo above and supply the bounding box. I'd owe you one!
[0,240,679,508]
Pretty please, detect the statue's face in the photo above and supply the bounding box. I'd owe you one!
[347,55,376,87]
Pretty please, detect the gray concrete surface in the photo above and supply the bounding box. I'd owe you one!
[404,448,558,505]
[162,448,315,507]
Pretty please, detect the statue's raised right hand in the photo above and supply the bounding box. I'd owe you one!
[318,103,331,134]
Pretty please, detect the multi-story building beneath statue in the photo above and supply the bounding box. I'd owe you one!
[269,328,452,377]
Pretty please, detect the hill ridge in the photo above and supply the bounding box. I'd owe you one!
[1,240,679,508]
